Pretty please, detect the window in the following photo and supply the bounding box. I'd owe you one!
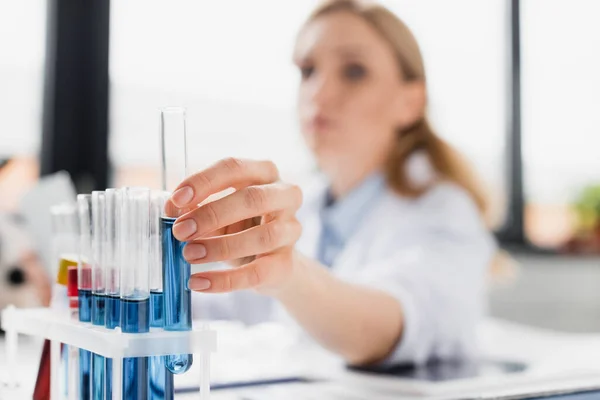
[0,1,47,209]
[522,0,600,248]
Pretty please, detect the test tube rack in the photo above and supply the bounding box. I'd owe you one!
[1,305,217,400]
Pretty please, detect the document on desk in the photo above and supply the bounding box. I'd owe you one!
[206,376,600,400]
[209,381,452,400]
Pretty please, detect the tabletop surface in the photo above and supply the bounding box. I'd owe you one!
[3,319,600,399]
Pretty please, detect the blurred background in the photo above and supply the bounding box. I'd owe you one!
[1,0,599,331]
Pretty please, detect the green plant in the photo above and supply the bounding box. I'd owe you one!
[573,184,600,233]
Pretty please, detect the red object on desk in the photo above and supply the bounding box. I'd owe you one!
[33,340,51,400]
[33,266,78,399]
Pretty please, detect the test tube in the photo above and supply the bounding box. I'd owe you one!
[160,107,188,194]
[91,191,106,400]
[50,203,80,292]
[149,190,174,400]
[160,107,193,374]
[120,187,151,400]
[45,204,78,400]
[105,188,121,329]
[67,266,80,400]
[91,191,107,324]
[150,191,168,326]
[77,194,92,400]
[77,195,93,323]
[104,188,121,400]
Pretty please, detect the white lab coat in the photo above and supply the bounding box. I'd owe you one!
[193,174,495,365]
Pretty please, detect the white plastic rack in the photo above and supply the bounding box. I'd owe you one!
[1,306,217,400]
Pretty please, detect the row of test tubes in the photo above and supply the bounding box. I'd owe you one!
[75,188,190,400]
[70,108,193,400]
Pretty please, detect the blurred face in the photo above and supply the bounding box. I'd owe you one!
[295,11,421,183]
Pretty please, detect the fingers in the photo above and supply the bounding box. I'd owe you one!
[164,198,193,219]
[188,250,294,293]
[170,158,280,210]
[183,218,302,264]
[172,183,302,241]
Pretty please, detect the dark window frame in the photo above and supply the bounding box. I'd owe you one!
[41,0,111,194]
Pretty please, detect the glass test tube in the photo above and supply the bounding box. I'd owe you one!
[105,188,121,329]
[91,191,107,325]
[120,187,150,400]
[91,191,106,400]
[67,266,80,400]
[76,195,93,400]
[149,191,174,400]
[77,195,93,322]
[43,204,78,400]
[150,190,169,326]
[160,107,193,374]
[105,189,121,400]
[50,203,80,291]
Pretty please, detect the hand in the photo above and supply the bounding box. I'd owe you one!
[168,158,303,294]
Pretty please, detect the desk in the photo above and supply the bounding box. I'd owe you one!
[3,319,600,399]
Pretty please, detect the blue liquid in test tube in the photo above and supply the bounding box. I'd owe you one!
[150,290,164,326]
[149,292,173,400]
[92,350,105,400]
[121,297,149,400]
[91,294,106,325]
[106,295,121,329]
[78,288,92,323]
[160,107,193,375]
[162,216,193,373]
[149,292,174,399]
[78,349,91,399]
[77,194,93,400]
[105,295,120,400]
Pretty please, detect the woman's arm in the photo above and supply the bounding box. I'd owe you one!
[268,251,404,365]
[167,158,491,366]
[167,157,403,364]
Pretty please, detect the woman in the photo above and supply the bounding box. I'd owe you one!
[168,0,495,366]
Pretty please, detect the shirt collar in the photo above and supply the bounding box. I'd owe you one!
[320,172,386,244]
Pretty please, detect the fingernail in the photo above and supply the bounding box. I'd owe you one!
[184,243,207,260]
[172,186,194,207]
[173,219,197,239]
[189,277,211,291]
